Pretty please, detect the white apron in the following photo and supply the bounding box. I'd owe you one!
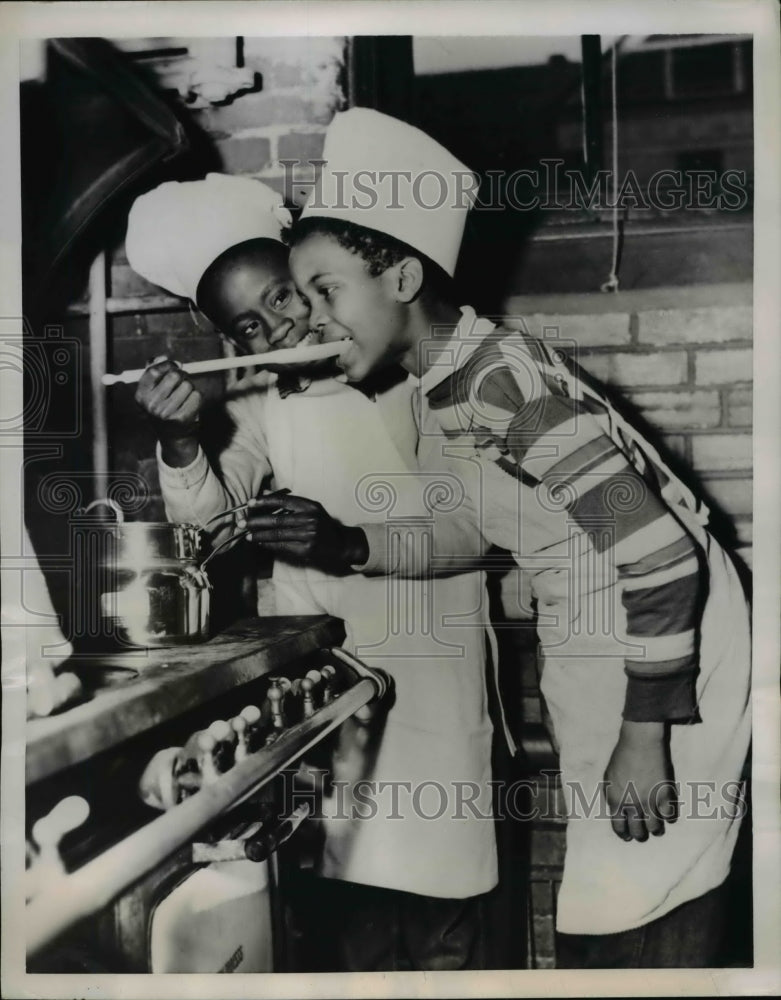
[529,380,752,934]
[264,379,497,899]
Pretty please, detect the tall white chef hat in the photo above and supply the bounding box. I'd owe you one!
[125,173,292,304]
[299,108,479,277]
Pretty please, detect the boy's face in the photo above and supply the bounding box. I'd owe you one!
[290,233,411,383]
[198,241,313,357]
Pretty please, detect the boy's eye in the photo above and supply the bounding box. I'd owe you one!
[269,286,292,311]
[318,286,335,302]
[241,319,262,338]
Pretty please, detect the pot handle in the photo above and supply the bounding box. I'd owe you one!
[199,528,250,571]
[81,498,125,523]
[201,502,251,532]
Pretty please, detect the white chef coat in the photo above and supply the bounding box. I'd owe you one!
[158,370,498,899]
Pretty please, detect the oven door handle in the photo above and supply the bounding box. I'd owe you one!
[26,653,389,958]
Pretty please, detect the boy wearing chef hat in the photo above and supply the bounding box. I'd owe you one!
[125,174,502,971]
[126,172,322,474]
[254,108,751,968]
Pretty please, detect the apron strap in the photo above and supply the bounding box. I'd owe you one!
[517,330,712,530]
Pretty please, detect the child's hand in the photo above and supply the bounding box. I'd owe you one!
[135,356,202,467]
[238,492,369,574]
[136,356,202,434]
[603,721,679,842]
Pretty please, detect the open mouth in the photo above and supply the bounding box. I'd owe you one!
[335,336,354,366]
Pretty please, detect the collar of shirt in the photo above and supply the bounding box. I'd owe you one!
[416,306,498,397]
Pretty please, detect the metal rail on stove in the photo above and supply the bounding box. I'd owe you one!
[27,648,389,958]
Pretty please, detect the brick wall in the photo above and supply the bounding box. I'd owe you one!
[190,36,346,202]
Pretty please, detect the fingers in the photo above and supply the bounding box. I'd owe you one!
[174,391,203,426]
[247,492,317,515]
[651,780,679,825]
[250,527,315,543]
[141,356,179,387]
[625,809,649,843]
[136,357,196,418]
[156,381,199,421]
[609,809,630,842]
[155,369,190,400]
[607,799,648,842]
[607,784,680,842]
[240,514,316,539]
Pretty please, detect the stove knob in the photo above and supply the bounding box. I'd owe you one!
[300,677,316,718]
[197,731,220,785]
[235,704,263,753]
[240,704,262,726]
[31,795,90,874]
[231,715,250,762]
[267,683,287,730]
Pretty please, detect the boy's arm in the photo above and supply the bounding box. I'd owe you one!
[356,499,489,577]
[427,345,702,726]
[427,344,703,840]
[241,468,489,577]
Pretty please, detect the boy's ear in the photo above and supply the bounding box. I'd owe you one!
[391,256,424,302]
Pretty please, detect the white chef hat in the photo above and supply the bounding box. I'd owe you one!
[125,173,292,303]
[299,108,479,277]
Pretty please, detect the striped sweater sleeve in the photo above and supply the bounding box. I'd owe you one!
[426,339,701,723]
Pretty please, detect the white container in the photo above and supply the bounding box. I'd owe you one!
[149,858,273,973]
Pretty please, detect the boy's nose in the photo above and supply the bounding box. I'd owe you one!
[268,318,294,346]
[308,301,328,333]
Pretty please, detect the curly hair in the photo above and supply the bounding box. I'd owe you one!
[288,216,457,304]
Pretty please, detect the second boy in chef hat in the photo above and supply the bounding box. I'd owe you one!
[244,108,752,968]
[125,172,501,971]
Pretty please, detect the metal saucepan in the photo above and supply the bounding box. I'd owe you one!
[71,499,248,649]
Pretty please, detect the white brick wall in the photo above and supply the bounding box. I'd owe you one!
[695,348,753,385]
[517,312,631,348]
[691,433,752,472]
[637,305,752,345]
[581,350,688,387]
[626,389,721,429]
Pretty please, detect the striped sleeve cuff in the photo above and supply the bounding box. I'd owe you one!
[623,662,698,722]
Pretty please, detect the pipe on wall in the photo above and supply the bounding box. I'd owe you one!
[88,251,109,490]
